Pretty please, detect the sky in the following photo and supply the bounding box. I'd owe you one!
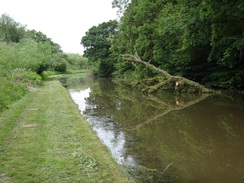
[0,0,118,54]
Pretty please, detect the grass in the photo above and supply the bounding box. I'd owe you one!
[41,70,87,79]
[0,79,132,183]
[0,70,42,113]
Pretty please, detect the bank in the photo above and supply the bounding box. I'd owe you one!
[0,78,132,182]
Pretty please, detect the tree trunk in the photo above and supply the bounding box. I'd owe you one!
[122,54,213,93]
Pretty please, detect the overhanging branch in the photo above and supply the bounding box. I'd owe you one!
[122,54,213,93]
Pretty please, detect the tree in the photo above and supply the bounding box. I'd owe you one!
[81,20,118,77]
[0,14,26,43]
[65,53,88,70]
[112,0,131,17]
[202,0,244,87]
[26,29,62,53]
[110,0,244,89]
[123,54,213,93]
[81,20,118,61]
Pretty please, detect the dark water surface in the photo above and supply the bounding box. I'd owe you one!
[60,76,244,183]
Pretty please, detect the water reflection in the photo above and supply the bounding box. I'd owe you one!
[69,84,137,167]
[60,76,244,183]
[69,88,90,112]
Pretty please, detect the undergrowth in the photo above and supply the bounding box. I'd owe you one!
[0,69,42,112]
[40,70,87,78]
[0,68,87,113]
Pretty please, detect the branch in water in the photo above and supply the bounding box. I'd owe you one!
[122,54,213,93]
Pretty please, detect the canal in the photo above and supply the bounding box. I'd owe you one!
[60,75,244,183]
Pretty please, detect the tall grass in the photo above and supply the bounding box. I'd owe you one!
[0,40,43,112]
[0,69,42,112]
[0,78,26,112]
[0,40,87,112]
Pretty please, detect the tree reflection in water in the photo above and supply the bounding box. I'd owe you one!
[61,76,244,183]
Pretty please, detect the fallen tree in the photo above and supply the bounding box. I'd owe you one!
[122,54,214,93]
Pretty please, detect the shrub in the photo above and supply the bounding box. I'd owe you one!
[11,70,42,87]
[0,78,27,112]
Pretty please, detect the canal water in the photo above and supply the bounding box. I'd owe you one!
[60,75,244,183]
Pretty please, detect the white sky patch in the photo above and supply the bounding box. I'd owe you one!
[0,0,118,54]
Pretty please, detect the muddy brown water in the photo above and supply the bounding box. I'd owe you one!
[60,76,244,183]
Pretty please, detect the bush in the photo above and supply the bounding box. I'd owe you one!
[11,69,42,87]
[96,59,115,77]
[0,70,42,112]
[51,58,67,72]
[0,78,27,112]
[65,53,88,70]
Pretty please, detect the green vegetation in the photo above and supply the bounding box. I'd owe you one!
[65,53,88,71]
[0,79,131,183]
[0,69,41,112]
[81,0,244,89]
[0,14,87,113]
[81,20,118,77]
[0,13,130,183]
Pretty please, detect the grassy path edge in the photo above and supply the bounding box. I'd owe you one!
[0,79,132,183]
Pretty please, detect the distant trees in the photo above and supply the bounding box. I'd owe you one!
[0,14,86,112]
[26,29,62,53]
[0,14,87,75]
[65,53,88,70]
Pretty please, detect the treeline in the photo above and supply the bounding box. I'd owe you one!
[81,0,244,89]
[0,14,87,112]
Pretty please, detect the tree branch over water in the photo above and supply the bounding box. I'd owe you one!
[122,54,213,93]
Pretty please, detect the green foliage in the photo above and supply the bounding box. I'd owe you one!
[10,69,42,87]
[0,14,69,75]
[112,0,131,17]
[0,78,27,112]
[49,54,68,72]
[0,38,66,74]
[65,53,88,70]
[97,59,115,77]
[0,69,42,112]
[0,14,25,43]
[81,20,118,77]
[110,0,244,88]
[81,20,118,61]
[26,29,62,53]
[0,14,85,113]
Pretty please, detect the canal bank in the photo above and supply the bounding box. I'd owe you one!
[0,79,132,183]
